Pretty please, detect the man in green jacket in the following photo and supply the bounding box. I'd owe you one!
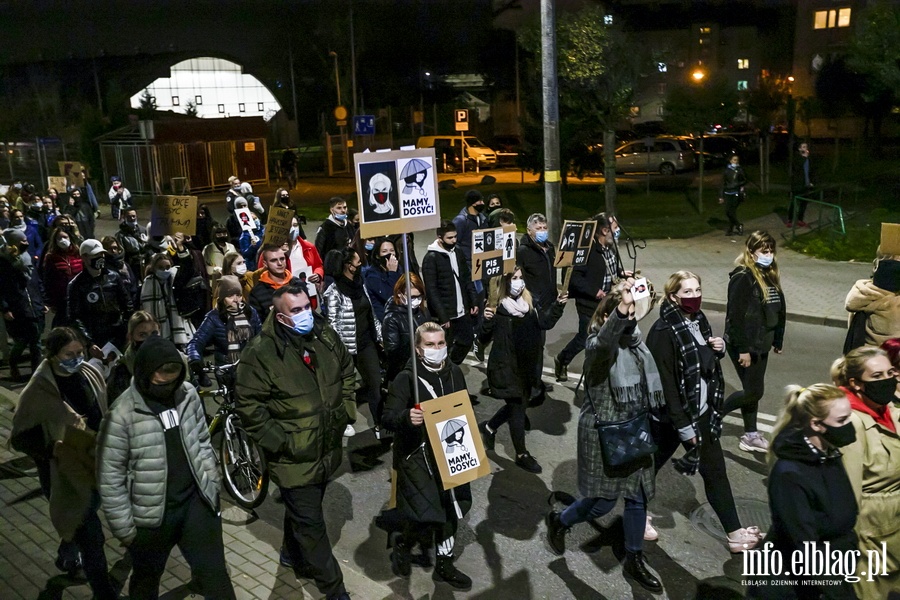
[236,283,355,600]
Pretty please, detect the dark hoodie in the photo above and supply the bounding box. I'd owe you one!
[754,426,858,599]
[133,336,195,506]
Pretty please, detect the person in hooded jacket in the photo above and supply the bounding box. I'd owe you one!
[718,154,747,236]
[194,204,214,250]
[382,273,429,384]
[747,384,858,600]
[381,322,473,590]
[10,327,118,599]
[844,252,900,348]
[363,237,402,322]
[723,230,786,454]
[831,346,900,599]
[97,335,234,600]
[115,208,151,279]
[101,236,139,309]
[0,229,45,380]
[479,267,567,474]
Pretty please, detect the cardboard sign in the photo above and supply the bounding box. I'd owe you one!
[234,207,255,232]
[881,223,900,256]
[149,195,198,236]
[354,148,441,239]
[47,176,67,192]
[472,224,516,280]
[57,161,85,187]
[554,220,596,268]
[263,206,295,247]
[421,390,491,490]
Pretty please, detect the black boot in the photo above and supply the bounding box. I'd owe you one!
[433,555,472,590]
[479,421,495,451]
[623,550,663,593]
[545,510,569,556]
[390,534,411,578]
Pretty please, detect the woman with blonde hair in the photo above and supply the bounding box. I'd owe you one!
[478,266,567,473]
[723,230,786,453]
[831,346,900,599]
[747,384,858,598]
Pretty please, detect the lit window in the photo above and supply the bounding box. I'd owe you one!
[604,15,613,25]
[700,27,711,34]
[838,8,851,27]
[657,62,667,73]
[829,10,836,28]
[195,95,203,105]
[814,10,828,29]
[258,103,264,112]
[737,80,748,91]
[239,103,245,113]
[630,106,641,117]
[172,96,180,106]
[737,59,749,70]
[658,83,667,95]
[699,38,706,45]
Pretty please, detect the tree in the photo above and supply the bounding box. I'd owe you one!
[184,100,199,117]
[519,5,650,216]
[815,57,865,172]
[746,74,789,193]
[665,75,739,212]
[137,89,157,120]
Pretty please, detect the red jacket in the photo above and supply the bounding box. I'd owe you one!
[257,238,325,309]
[43,251,83,311]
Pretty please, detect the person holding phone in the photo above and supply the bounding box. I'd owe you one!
[363,237,401,322]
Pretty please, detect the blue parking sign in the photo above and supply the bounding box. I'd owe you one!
[354,115,375,136]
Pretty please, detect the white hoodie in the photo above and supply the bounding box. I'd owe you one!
[427,240,465,319]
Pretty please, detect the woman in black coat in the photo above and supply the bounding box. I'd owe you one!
[382,272,429,383]
[478,266,567,474]
[363,237,402,323]
[747,384,858,599]
[381,322,473,590]
[719,155,748,236]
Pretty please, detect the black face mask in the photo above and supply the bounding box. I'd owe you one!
[442,241,456,252]
[90,257,105,271]
[861,378,898,406]
[819,421,857,448]
[215,236,228,244]
[473,203,485,213]
[146,380,180,401]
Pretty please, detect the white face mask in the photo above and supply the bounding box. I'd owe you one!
[408,296,422,310]
[421,346,447,366]
[57,237,71,250]
[510,279,526,297]
[234,262,247,275]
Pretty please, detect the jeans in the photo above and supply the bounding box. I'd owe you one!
[558,311,592,366]
[560,494,647,553]
[280,482,345,597]
[652,410,741,533]
[128,491,235,600]
[353,343,383,426]
[723,349,769,432]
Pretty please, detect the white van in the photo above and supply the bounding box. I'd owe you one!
[416,135,498,171]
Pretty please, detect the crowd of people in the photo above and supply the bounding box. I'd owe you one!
[2,174,899,600]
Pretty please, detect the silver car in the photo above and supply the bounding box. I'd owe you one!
[613,137,696,175]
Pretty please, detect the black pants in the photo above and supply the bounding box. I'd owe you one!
[723,349,768,432]
[487,397,527,456]
[447,314,474,365]
[280,482,345,597]
[353,343,383,426]
[789,194,808,222]
[128,491,235,600]
[75,493,118,600]
[8,317,42,373]
[652,410,741,533]
[558,311,591,366]
[724,193,742,231]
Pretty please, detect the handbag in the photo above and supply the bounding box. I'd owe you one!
[842,311,868,354]
[585,389,657,469]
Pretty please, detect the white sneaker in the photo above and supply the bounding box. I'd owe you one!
[739,431,769,453]
[644,515,659,541]
[343,424,356,437]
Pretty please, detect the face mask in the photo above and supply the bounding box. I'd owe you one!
[58,356,83,374]
[679,296,702,315]
[819,421,857,448]
[147,380,180,401]
[613,229,621,240]
[409,296,422,310]
[286,309,315,335]
[156,268,170,279]
[422,346,447,366]
[234,262,247,275]
[473,203,485,213]
[335,213,347,221]
[442,241,456,252]
[90,257,105,271]
[510,279,526,296]
[289,227,300,242]
[365,242,375,251]
[215,236,228,244]
[755,253,774,268]
[253,219,261,229]
[860,378,898,406]
[58,238,71,250]
[535,231,549,243]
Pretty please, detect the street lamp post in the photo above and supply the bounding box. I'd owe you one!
[329,51,342,107]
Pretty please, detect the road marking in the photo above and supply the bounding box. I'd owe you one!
[463,357,779,426]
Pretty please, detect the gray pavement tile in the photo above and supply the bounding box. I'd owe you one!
[234,587,257,600]
[236,561,266,579]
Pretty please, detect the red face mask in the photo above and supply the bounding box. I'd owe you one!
[678,296,702,314]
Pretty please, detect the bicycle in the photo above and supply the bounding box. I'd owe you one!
[199,361,269,510]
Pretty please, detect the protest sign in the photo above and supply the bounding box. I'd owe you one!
[47,176,67,192]
[421,390,491,490]
[553,220,596,293]
[234,207,255,232]
[354,148,441,238]
[471,224,516,280]
[149,195,198,236]
[880,223,900,256]
[263,206,295,247]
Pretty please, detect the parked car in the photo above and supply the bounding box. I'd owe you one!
[613,137,695,175]
[682,135,742,167]
[416,135,498,171]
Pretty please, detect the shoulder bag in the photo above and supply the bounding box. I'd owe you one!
[585,387,657,469]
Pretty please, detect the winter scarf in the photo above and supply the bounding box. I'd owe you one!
[225,303,252,364]
[609,334,665,411]
[500,295,529,317]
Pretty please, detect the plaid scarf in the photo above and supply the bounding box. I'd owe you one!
[600,244,620,294]
[225,304,252,364]
[658,299,724,421]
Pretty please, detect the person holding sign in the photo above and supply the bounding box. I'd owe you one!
[545,278,664,593]
[381,322,473,590]
[478,267,567,474]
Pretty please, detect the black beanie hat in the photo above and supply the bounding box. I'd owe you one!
[133,335,185,396]
[465,190,483,206]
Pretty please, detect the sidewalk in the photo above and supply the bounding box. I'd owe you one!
[0,388,392,600]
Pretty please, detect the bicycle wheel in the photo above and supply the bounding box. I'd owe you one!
[219,416,269,510]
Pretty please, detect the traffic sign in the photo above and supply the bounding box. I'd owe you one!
[454,108,469,132]
[353,115,376,136]
[334,106,348,121]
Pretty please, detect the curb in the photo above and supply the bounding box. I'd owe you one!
[702,300,847,329]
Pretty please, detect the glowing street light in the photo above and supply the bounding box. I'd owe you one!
[692,69,705,82]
